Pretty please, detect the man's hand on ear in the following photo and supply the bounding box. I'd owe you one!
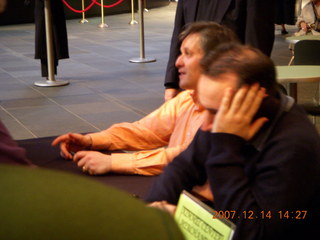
[212,83,268,141]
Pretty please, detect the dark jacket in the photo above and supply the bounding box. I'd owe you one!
[275,0,296,25]
[146,95,320,239]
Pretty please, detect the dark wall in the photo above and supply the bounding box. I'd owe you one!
[0,0,169,26]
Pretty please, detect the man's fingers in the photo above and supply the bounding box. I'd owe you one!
[74,152,95,175]
[228,85,249,114]
[60,143,73,159]
[69,133,92,149]
[60,150,67,159]
[73,151,88,163]
[246,87,266,118]
[219,88,234,115]
[236,84,260,115]
[51,134,69,146]
[77,158,86,168]
[68,133,83,142]
[248,117,269,139]
[88,169,95,175]
[148,201,176,215]
[75,153,89,174]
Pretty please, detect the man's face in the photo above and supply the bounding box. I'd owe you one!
[198,72,239,114]
[175,33,204,90]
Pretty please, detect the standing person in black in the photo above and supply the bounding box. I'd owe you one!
[164,0,276,101]
[34,0,69,78]
[147,43,320,239]
[275,0,296,35]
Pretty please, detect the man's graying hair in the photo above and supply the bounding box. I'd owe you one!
[201,43,279,97]
[179,22,239,54]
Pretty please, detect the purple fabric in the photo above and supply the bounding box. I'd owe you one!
[0,121,33,166]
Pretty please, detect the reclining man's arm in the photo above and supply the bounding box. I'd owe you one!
[53,91,203,176]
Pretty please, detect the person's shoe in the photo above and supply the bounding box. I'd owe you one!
[281,29,288,35]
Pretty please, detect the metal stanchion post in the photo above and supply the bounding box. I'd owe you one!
[79,0,89,23]
[129,0,156,63]
[129,0,138,25]
[34,0,69,87]
[144,0,148,12]
[98,0,108,28]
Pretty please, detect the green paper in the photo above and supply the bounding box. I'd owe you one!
[175,191,236,240]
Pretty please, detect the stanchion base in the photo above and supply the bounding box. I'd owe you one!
[129,20,138,25]
[79,19,89,24]
[98,23,108,28]
[34,79,70,87]
[129,57,156,63]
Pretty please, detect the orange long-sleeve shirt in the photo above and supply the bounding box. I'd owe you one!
[87,90,206,175]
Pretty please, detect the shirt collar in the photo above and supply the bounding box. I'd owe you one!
[189,90,205,111]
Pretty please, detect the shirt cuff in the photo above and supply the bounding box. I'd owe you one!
[111,152,135,174]
[86,132,111,149]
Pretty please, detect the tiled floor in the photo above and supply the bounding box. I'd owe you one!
[0,3,318,140]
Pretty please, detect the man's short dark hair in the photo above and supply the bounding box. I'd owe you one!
[179,22,239,55]
[201,43,279,96]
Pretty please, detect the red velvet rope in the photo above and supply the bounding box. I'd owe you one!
[62,0,97,13]
[95,0,126,8]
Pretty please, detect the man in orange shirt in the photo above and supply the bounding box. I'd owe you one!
[52,22,237,176]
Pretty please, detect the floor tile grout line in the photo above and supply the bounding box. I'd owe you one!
[0,105,38,138]
[11,78,103,133]
[99,93,148,116]
[33,94,103,132]
[79,81,151,116]
[1,68,147,133]
[3,3,317,137]
[2,67,102,134]
[0,68,39,138]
